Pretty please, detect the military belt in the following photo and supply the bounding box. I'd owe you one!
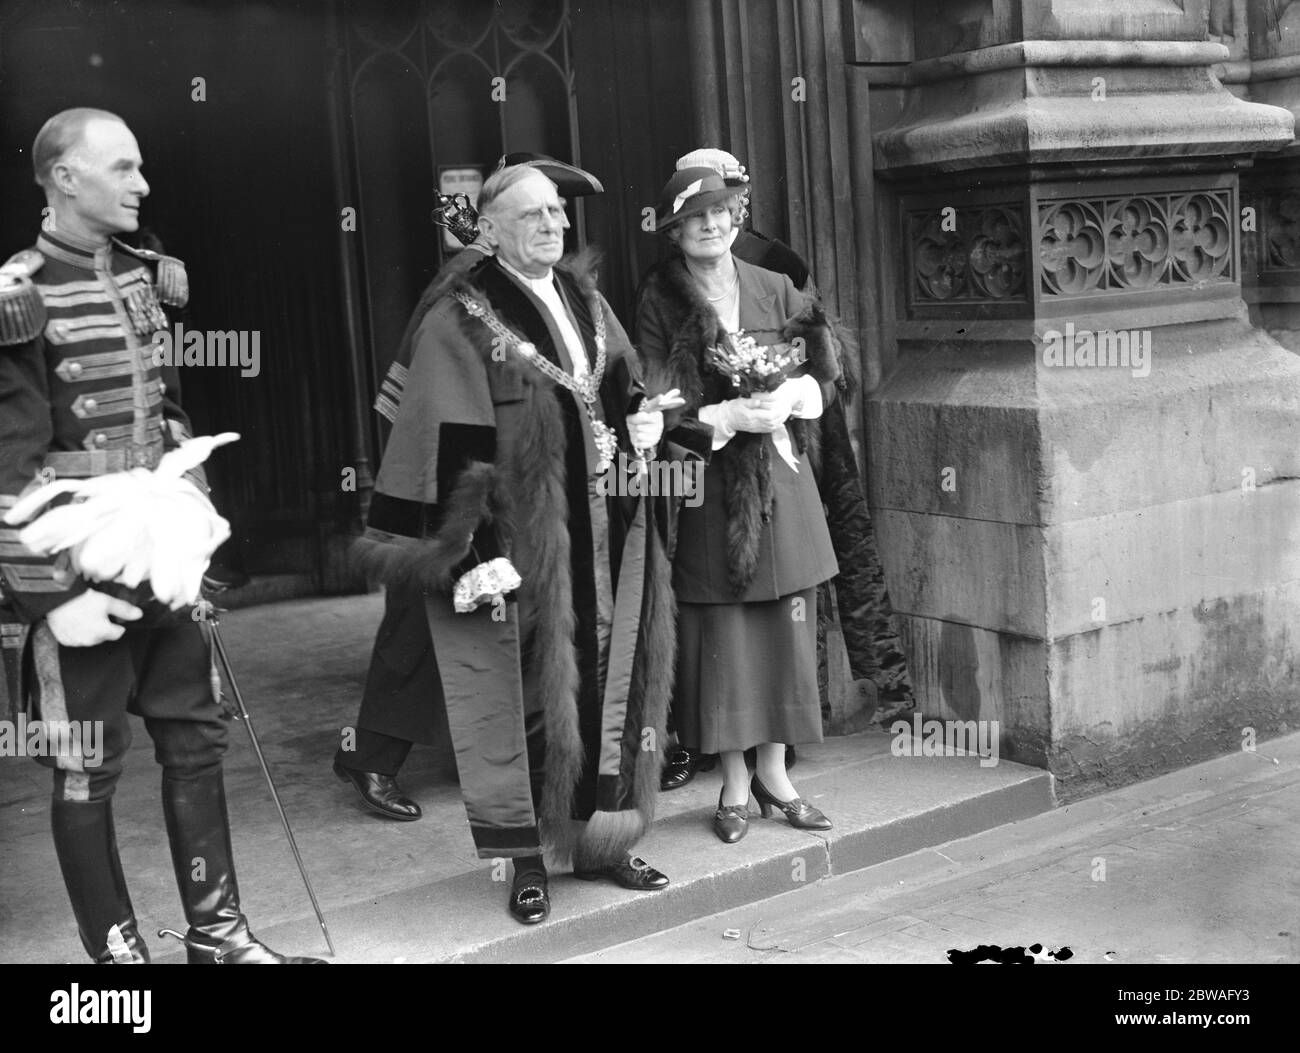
[41,443,164,478]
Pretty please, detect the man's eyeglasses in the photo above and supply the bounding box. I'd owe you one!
[517,203,569,228]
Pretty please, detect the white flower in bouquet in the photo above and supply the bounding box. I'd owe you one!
[707,331,799,395]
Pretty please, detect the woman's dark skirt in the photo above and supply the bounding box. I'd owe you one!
[675,586,824,754]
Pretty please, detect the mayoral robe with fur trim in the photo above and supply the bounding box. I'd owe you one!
[356,253,675,869]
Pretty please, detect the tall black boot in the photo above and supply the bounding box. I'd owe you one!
[50,798,150,964]
[159,770,325,964]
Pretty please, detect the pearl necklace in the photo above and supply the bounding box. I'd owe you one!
[685,257,738,302]
[706,271,739,302]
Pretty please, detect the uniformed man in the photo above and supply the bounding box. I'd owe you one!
[0,107,322,964]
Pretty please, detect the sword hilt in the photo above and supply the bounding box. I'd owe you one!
[195,596,235,717]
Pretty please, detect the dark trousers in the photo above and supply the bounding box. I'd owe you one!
[27,607,228,802]
[340,584,439,774]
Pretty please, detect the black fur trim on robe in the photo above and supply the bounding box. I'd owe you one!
[353,252,671,868]
[353,461,509,591]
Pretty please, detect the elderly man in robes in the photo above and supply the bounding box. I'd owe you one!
[355,164,689,924]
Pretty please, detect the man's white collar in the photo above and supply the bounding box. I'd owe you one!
[498,258,554,287]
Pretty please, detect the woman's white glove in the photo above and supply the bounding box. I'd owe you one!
[716,395,787,434]
[699,396,783,453]
[770,374,824,422]
[626,409,666,451]
[701,382,823,471]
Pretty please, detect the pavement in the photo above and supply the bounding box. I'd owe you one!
[1,591,1292,965]
[0,592,1053,963]
[571,731,1300,964]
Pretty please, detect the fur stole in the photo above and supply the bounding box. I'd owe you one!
[639,255,846,593]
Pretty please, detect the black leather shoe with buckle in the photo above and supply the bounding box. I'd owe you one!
[661,747,700,791]
[509,880,550,925]
[573,856,670,890]
[333,756,421,821]
[661,747,719,791]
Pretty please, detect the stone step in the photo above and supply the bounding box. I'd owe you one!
[157,732,1055,963]
[0,595,1054,964]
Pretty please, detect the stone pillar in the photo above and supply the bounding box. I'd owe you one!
[865,0,1298,797]
[1226,0,1300,351]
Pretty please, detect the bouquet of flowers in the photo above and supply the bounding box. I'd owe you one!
[705,331,801,396]
[705,331,809,471]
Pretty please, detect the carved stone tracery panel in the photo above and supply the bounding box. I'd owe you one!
[1038,188,1235,299]
[906,184,1239,314]
[909,204,1027,304]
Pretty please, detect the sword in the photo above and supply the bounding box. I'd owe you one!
[198,596,336,958]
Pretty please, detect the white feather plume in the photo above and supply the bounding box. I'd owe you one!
[3,433,239,609]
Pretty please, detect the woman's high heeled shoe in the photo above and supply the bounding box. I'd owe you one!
[713,790,750,843]
[751,775,832,830]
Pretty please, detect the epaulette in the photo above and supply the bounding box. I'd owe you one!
[113,239,189,309]
[0,249,47,346]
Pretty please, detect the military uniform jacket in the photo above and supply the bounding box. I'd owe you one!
[0,228,202,623]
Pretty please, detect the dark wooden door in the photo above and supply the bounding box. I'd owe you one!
[334,0,693,467]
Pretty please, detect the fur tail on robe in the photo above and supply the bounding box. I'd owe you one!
[350,461,508,592]
[570,528,675,870]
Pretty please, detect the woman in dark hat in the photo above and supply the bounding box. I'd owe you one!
[634,168,842,842]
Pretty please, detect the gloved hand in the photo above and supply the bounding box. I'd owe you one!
[46,589,143,647]
[626,409,666,451]
[766,381,799,423]
[769,375,824,421]
[716,394,787,434]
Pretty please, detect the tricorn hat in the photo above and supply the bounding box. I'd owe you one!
[495,152,604,196]
[652,166,746,233]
